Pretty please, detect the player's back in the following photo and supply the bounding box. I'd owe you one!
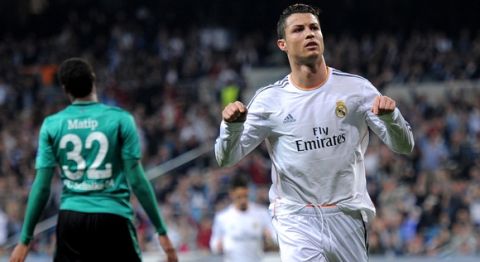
[36,101,140,220]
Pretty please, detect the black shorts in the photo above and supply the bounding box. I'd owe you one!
[55,210,141,262]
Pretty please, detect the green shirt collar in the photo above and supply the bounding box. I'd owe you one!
[72,101,99,106]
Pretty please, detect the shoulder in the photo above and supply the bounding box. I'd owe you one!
[214,206,233,221]
[330,68,370,85]
[41,108,68,129]
[258,75,290,93]
[247,75,289,107]
[249,203,269,214]
[101,104,132,115]
[99,104,136,122]
[330,68,378,94]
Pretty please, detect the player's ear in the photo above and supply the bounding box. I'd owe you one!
[277,39,287,52]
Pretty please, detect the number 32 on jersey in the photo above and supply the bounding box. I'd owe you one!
[59,131,112,181]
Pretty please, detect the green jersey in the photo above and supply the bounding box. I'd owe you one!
[36,101,141,220]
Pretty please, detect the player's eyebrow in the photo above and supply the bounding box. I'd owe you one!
[290,24,305,30]
[289,23,319,30]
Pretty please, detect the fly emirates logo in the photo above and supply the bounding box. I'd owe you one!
[295,126,346,152]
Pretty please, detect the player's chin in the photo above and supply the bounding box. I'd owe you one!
[299,53,320,64]
[306,52,320,58]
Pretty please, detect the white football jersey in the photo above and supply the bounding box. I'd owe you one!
[210,203,275,262]
[215,68,414,221]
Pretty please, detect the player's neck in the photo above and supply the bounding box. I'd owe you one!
[71,93,98,103]
[289,57,329,90]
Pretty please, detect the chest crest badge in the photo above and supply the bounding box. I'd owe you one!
[335,100,348,118]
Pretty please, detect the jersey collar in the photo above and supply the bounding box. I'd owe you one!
[72,101,99,106]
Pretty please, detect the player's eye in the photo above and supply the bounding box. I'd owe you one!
[292,27,303,33]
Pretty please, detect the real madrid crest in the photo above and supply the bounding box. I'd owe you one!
[335,100,347,118]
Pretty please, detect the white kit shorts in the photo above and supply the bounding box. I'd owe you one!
[270,198,368,262]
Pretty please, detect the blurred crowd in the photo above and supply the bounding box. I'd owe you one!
[0,5,479,258]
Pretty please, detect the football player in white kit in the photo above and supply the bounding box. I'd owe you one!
[215,3,414,262]
[210,175,276,262]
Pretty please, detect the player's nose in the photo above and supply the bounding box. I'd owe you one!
[305,29,315,38]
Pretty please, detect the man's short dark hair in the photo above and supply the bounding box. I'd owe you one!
[58,58,95,98]
[277,3,321,39]
[229,174,249,191]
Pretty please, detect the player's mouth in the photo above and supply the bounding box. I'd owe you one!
[304,41,319,49]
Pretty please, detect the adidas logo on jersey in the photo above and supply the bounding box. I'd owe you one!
[283,114,296,123]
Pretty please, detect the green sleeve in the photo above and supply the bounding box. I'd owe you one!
[20,168,55,244]
[124,159,167,235]
[35,119,56,169]
[121,114,142,160]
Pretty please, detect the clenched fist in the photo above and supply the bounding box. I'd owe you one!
[371,95,396,115]
[223,101,248,123]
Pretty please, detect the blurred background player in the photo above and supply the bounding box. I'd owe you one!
[215,3,414,261]
[9,58,177,262]
[210,174,276,262]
